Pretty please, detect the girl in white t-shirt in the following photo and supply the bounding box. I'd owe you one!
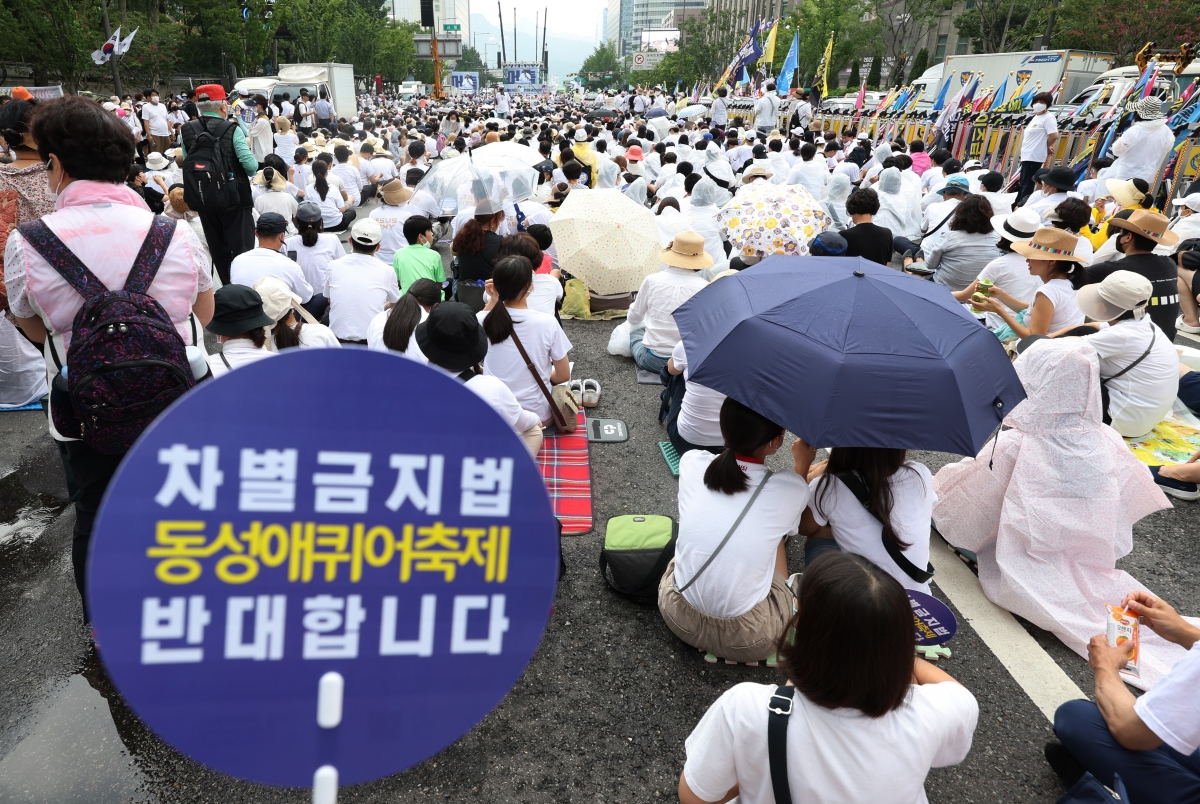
[800,448,936,593]
[680,552,979,804]
[982,227,1088,337]
[478,256,572,425]
[204,285,277,379]
[366,278,441,361]
[659,398,816,663]
[284,202,344,292]
[253,277,340,351]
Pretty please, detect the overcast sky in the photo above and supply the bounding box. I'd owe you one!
[469,0,608,49]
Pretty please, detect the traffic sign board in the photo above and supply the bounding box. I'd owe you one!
[88,349,560,788]
[631,51,664,71]
[443,23,461,30]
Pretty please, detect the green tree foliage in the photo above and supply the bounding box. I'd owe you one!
[866,51,882,88]
[908,47,929,82]
[848,59,861,88]
[870,0,951,86]
[954,0,1050,53]
[774,1,878,89]
[1054,0,1200,65]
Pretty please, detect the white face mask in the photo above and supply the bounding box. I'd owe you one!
[1032,103,1048,114]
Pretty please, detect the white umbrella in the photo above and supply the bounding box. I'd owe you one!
[549,189,661,295]
[415,155,538,215]
[677,104,707,119]
[473,140,544,166]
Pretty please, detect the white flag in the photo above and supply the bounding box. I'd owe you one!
[118,27,138,55]
[92,28,121,65]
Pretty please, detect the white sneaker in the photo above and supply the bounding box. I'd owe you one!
[1178,316,1200,334]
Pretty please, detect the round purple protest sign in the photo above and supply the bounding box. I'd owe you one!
[907,589,957,646]
[88,349,560,786]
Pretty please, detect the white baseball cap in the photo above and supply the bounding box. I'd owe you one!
[1076,270,1153,322]
[349,218,383,247]
[1173,194,1200,213]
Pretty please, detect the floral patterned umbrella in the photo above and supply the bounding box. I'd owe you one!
[549,189,662,295]
[717,183,833,258]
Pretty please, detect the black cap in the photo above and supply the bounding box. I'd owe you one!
[295,201,323,224]
[255,212,289,234]
[1043,166,1077,192]
[414,302,489,372]
[206,285,274,336]
[941,158,962,174]
[533,159,556,175]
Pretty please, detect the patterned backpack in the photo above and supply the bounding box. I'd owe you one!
[17,216,195,454]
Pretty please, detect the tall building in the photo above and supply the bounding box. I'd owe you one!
[599,8,609,45]
[606,0,636,57]
[705,0,792,38]
[630,0,704,51]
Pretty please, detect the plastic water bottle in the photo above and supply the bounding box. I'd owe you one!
[185,345,209,381]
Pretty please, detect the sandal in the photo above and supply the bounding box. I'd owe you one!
[581,378,601,408]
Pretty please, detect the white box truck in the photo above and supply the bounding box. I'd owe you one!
[234,63,358,121]
[919,50,1114,108]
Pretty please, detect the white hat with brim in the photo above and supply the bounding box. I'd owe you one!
[1076,270,1153,321]
[1174,194,1200,212]
[1106,178,1146,209]
[253,277,319,325]
[1133,96,1165,120]
[145,152,170,171]
[991,207,1040,242]
[660,230,714,270]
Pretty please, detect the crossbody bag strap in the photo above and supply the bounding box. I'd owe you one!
[678,469,774,593]
[1102,326,1155,385]
[220,351,231,369]
[508,325,567,428]
[919,206,956,243]
[834,471,934,585]
[768,685,796,804]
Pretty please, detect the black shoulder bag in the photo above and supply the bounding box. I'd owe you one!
[768,685,797,804]
[833,471,934,585]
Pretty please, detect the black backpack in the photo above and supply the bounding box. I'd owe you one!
[182,118,240,213]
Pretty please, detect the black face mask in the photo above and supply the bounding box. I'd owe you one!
[1115,234,1128,254]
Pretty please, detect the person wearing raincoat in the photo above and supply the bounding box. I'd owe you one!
[595,159,621,189]
[874,167,916,251]
[785,143,829,201]
[624,176,649,207]
[684,177,727,268]
[702,146,735,205]
[820,173,852,232]
[932,337,1190,691]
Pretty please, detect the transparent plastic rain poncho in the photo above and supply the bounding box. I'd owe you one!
[684,177,726,267]
[413,157,534,216]
[703,146,735,187]
[820,173,852,231]
[874,167,914,241]
[932,338,1193,691]
[623,177,649,207]
[596,159,621,189]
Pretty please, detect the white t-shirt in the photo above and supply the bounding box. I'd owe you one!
[977,252,1042,330]
[527,274,564,317]
[1021,112,1058,164]
[296,323,341,348]
[292,163,313,193]
[476,308,572,423]
[325,253,401,340]
[465,374,542,434]
[365,307,428,364]
[284,233,344,293]
[810,462,936,593]
[370,203,413,266]
[684,681,979,804]
[370,157,399,183]
[1087,318,1178,438]
[254,189,299,222]
[274,132,299,165]
[1134,641,1200,755]
[140,102,171,137]
[207,339,276,378]
[670,341,725,448]
[307,180,345,228]
[229,247,313,302]
[1035,277,1085,332]
[674,452,808,618]
[332,162,364,205]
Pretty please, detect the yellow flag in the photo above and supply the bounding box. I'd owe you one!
[760,20,779,69]
[818,31,835,95]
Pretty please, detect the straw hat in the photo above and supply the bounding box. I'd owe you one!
[312,133,328,147]
[1106,209,1180,246]
[253,168,287,192]
[275,116,292,132]
[380,178,413,206]
[741,164,773,183]
[167,186,190,215]
[660,231,714,270]
[1076,270,1153,322]
[1105,178,1146,209]
[1011,227,1089,262]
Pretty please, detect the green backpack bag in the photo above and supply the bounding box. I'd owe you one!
[599,515,677,603]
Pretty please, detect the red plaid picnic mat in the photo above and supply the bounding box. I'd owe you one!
[537,410,592,534]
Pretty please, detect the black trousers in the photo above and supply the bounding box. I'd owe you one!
[198,206,253,286]
[326,209,357,233]
[1016,160,1042,206]
[63,440,126,623]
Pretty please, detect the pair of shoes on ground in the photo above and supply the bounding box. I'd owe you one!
[1150,465,1200,501]
[567,379,601,407]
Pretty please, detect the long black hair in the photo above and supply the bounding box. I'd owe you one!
[482,256,533,344]
[272,310,302,350]
[311,159,330,201]
[704,398,784,495]
[815,448,914,551]
[294,214,324,248]
[382,278,441,352]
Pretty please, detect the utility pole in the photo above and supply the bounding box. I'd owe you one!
[1041,0,1060,51]
[98,0,124,97]
[513,6,517,62]
[498,2,507,64]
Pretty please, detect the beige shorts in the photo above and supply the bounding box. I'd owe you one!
[657,558,793,662]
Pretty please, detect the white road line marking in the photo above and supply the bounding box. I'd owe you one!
[930,533,1088,722]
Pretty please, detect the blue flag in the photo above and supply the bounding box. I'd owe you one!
[776,32,800,94]
[929,77,951,113]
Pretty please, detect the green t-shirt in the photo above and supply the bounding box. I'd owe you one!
[393,244,446,293]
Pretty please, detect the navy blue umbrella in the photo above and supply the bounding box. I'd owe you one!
[673,256,1026,455]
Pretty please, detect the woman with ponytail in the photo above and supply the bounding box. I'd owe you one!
[658,397,816,663]
[366,278,441,360]
[477,256,571,426]
[284,202,344,293]
[305,159,355,232]
[253,164,299,222]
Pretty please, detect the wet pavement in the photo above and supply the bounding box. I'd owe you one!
[1,321,1198,802]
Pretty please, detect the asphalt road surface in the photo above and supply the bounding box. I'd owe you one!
[2,313,1199,803]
